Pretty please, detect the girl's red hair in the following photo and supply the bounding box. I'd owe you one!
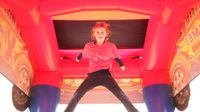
[91,22,111,41]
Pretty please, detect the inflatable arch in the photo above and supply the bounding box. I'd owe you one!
[0,0,200,112]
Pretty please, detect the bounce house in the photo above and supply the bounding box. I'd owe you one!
[0,0,200,112]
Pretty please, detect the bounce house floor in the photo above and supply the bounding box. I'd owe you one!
[0,73,200,112]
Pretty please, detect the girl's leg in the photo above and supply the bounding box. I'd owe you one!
[64,75,99,112]
[102,73,139,112]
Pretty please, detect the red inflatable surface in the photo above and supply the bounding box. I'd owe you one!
[0,0,199,103]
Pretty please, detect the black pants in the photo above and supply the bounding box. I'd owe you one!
[64,69,139,112]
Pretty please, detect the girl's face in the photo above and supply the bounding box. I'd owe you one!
[94,27,107,45]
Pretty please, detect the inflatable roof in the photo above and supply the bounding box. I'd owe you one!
[0,0,200,104]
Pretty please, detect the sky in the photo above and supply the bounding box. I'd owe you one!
[0,73,199,112]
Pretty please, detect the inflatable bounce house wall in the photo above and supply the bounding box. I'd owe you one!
[0,0,199,112]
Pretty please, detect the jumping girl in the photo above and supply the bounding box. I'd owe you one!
[64,22,139,112]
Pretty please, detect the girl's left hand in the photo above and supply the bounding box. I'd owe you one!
[120,66,125,71]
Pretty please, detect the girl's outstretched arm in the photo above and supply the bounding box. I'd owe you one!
[115,58,125,71]
[76,52,82,62]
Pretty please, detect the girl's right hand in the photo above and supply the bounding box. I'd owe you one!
[76,58,80,62]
